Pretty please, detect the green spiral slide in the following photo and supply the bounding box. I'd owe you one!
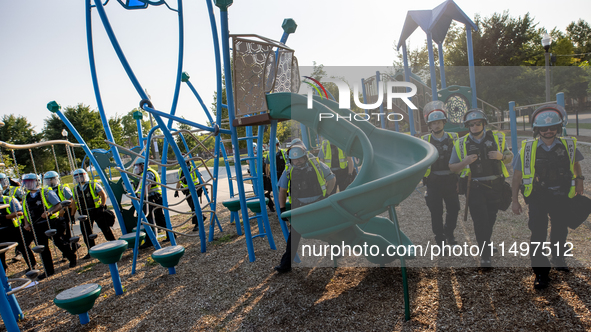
[267,93,438,266]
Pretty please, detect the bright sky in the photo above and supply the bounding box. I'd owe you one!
[0,0,588,134]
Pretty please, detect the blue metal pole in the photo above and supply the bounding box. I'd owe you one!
[108,263,123,296]
[0,258,23,326]
[168,267,176,275]
[437,42,446,89]
[509,101,518,156]
[402,43,416,136]
[79,312,90,325]
[216,1,257,261]
[427,32,438,102]
[0,279,19,331]
[466,27,478,108]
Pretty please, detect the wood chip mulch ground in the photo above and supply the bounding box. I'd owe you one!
[3,141,591,331]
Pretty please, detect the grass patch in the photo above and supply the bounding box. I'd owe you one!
[211,234,235,245]
[566,123,591,130]
[77,262,98,274]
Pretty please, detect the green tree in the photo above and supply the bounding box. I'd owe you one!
[43,104,108,172]
[0,114,46,173]
[566,19,591,63]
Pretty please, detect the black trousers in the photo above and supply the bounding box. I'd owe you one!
[527,192,570,276]
[79,208,116,250]
[186,194,198,225]
[331,169,351,194]
[279,227,302,269]
[468,180,502,259]
[0,225,36,271]
[27,220,75,275]
[143,193,170,246]
[425,175,460,242]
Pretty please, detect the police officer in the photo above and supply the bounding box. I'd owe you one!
[449,109,513,268]
[511,105,585,289]
[0,183,35,271]
[318,138,354,194]
[421,101,460,246]
[175,158,205,232]
[71,168,115,259]
[44,171,78,255]
[133,158,169,247]
[263,138,289,212]
[22,173,76,279]
[0,173,25,261]
[274,143,336,273]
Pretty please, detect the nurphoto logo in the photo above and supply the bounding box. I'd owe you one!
[304,78,418,122]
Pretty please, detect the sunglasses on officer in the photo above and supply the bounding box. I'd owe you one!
[539,125,560,132]
[468,121,483,127]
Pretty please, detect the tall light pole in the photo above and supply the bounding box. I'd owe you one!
[542,33,552,102]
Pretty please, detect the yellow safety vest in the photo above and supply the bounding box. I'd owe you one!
[178,166,201,188]
[321,140,347,169]
[453,131,509,178]
[520,137,577,198]
[75,181,102,210]
[7,186,24,223]
[422,132,458,177]
[137,169,162,195]
[54,184,70,201]
[287,157,327,204]
[2,196,21,227]
[23,188,60,223]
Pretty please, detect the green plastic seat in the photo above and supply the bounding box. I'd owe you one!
[222,198,241,212]
[151,245,185,268]
[285,202,291,211]
[119,231,146,249]
[89,240,128,265]
[54,283,102,319]
[246,198,269,214]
